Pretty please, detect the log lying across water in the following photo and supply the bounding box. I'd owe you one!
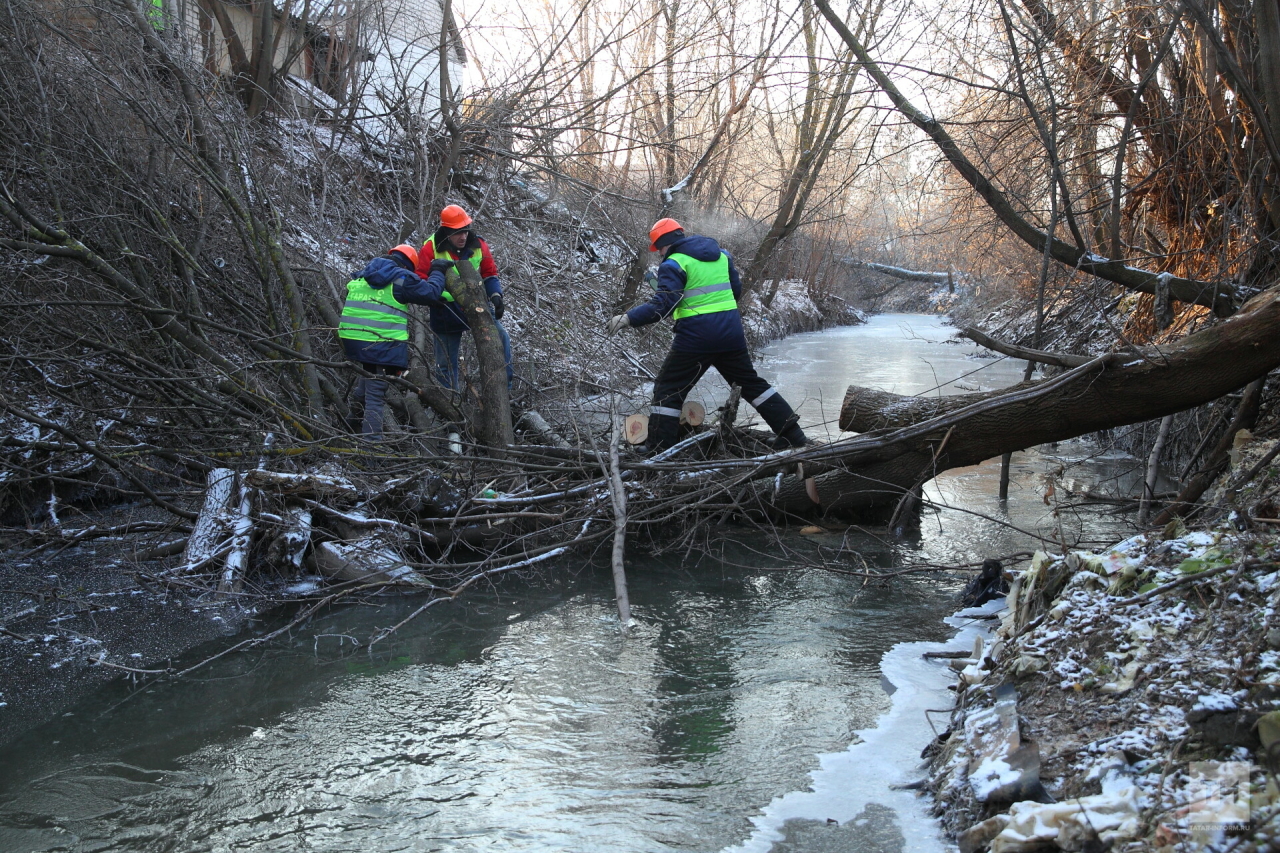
[148,286,1280,604]
[762,287,1280,516]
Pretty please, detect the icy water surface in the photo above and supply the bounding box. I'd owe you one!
[0,314,1142,852]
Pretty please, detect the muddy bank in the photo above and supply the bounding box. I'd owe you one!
[0,540,250,747]
[926,520,1280,852]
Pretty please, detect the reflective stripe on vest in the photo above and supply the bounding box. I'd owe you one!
[338,277,410,341]
[432,239,483,302]
[670,252,737,320]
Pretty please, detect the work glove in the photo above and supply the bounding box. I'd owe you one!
[429,258,456,273]
[643,267,659,290]
[490,293,505,320]
[608,313,631,334]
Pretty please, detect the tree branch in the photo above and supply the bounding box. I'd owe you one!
[811,0,1236,316]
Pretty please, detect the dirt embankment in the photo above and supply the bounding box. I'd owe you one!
[926,519,1280,853]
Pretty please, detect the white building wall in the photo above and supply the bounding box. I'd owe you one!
[156,0,464,123]
[356,0,466,127]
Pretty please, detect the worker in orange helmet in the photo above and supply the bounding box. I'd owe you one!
[608,218,808,452]
[415,205,513,390]
[338,243,453,436]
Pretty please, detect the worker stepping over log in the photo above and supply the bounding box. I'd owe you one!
[608,218,808,453]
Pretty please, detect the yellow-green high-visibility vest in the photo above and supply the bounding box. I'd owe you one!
[146,0,165,31]
[338,277,410,341]
[431,239,483,303]
[670,252,737,319]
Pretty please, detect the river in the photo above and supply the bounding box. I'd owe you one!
[0,314,1142,852]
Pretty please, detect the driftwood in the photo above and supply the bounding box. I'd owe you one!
[517,409,572,449]
[264,506,312,572]
[315,538,435,588]
[219,473,255,596]
[605,412,631,628]
[245,469,359,501]
[183,468,235,571]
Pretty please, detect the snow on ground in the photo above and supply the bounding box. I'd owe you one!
[740,280,864,347]
[927,522,1280,852]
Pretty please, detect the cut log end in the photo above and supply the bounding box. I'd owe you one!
[680,400,705,427]
[625,414,649,445]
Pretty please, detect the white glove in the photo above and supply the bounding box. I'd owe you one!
[608,314,631,334]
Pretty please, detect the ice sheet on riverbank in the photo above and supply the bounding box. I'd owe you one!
[723,598,1007,853]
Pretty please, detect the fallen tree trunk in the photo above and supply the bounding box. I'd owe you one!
[839,259,954,283]
[763,287,1280,516]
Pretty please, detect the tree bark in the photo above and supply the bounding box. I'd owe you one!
[448,262,514,453]
[763,287,1280,516]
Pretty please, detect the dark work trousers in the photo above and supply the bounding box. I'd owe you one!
[350,363,402,437]
[648,348,799,450]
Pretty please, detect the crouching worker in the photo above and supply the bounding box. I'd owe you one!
[338,244,454,437]
[608,219,807,453]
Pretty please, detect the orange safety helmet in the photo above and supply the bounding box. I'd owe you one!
[648,217,683,252]
[440,204,473,230]
[389,243,419,267]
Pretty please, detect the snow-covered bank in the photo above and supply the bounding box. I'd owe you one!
[926,523,1280,853]
[741,279,867,348]
[722,600,1005,853]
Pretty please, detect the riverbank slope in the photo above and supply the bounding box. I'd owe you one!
[928,518,1280,852]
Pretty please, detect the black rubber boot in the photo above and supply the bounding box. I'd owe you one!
[755,393,807,449]
[773,421,808,449]
[644,413,681,454]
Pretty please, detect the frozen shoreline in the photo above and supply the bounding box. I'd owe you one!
[724,599,1007,853]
